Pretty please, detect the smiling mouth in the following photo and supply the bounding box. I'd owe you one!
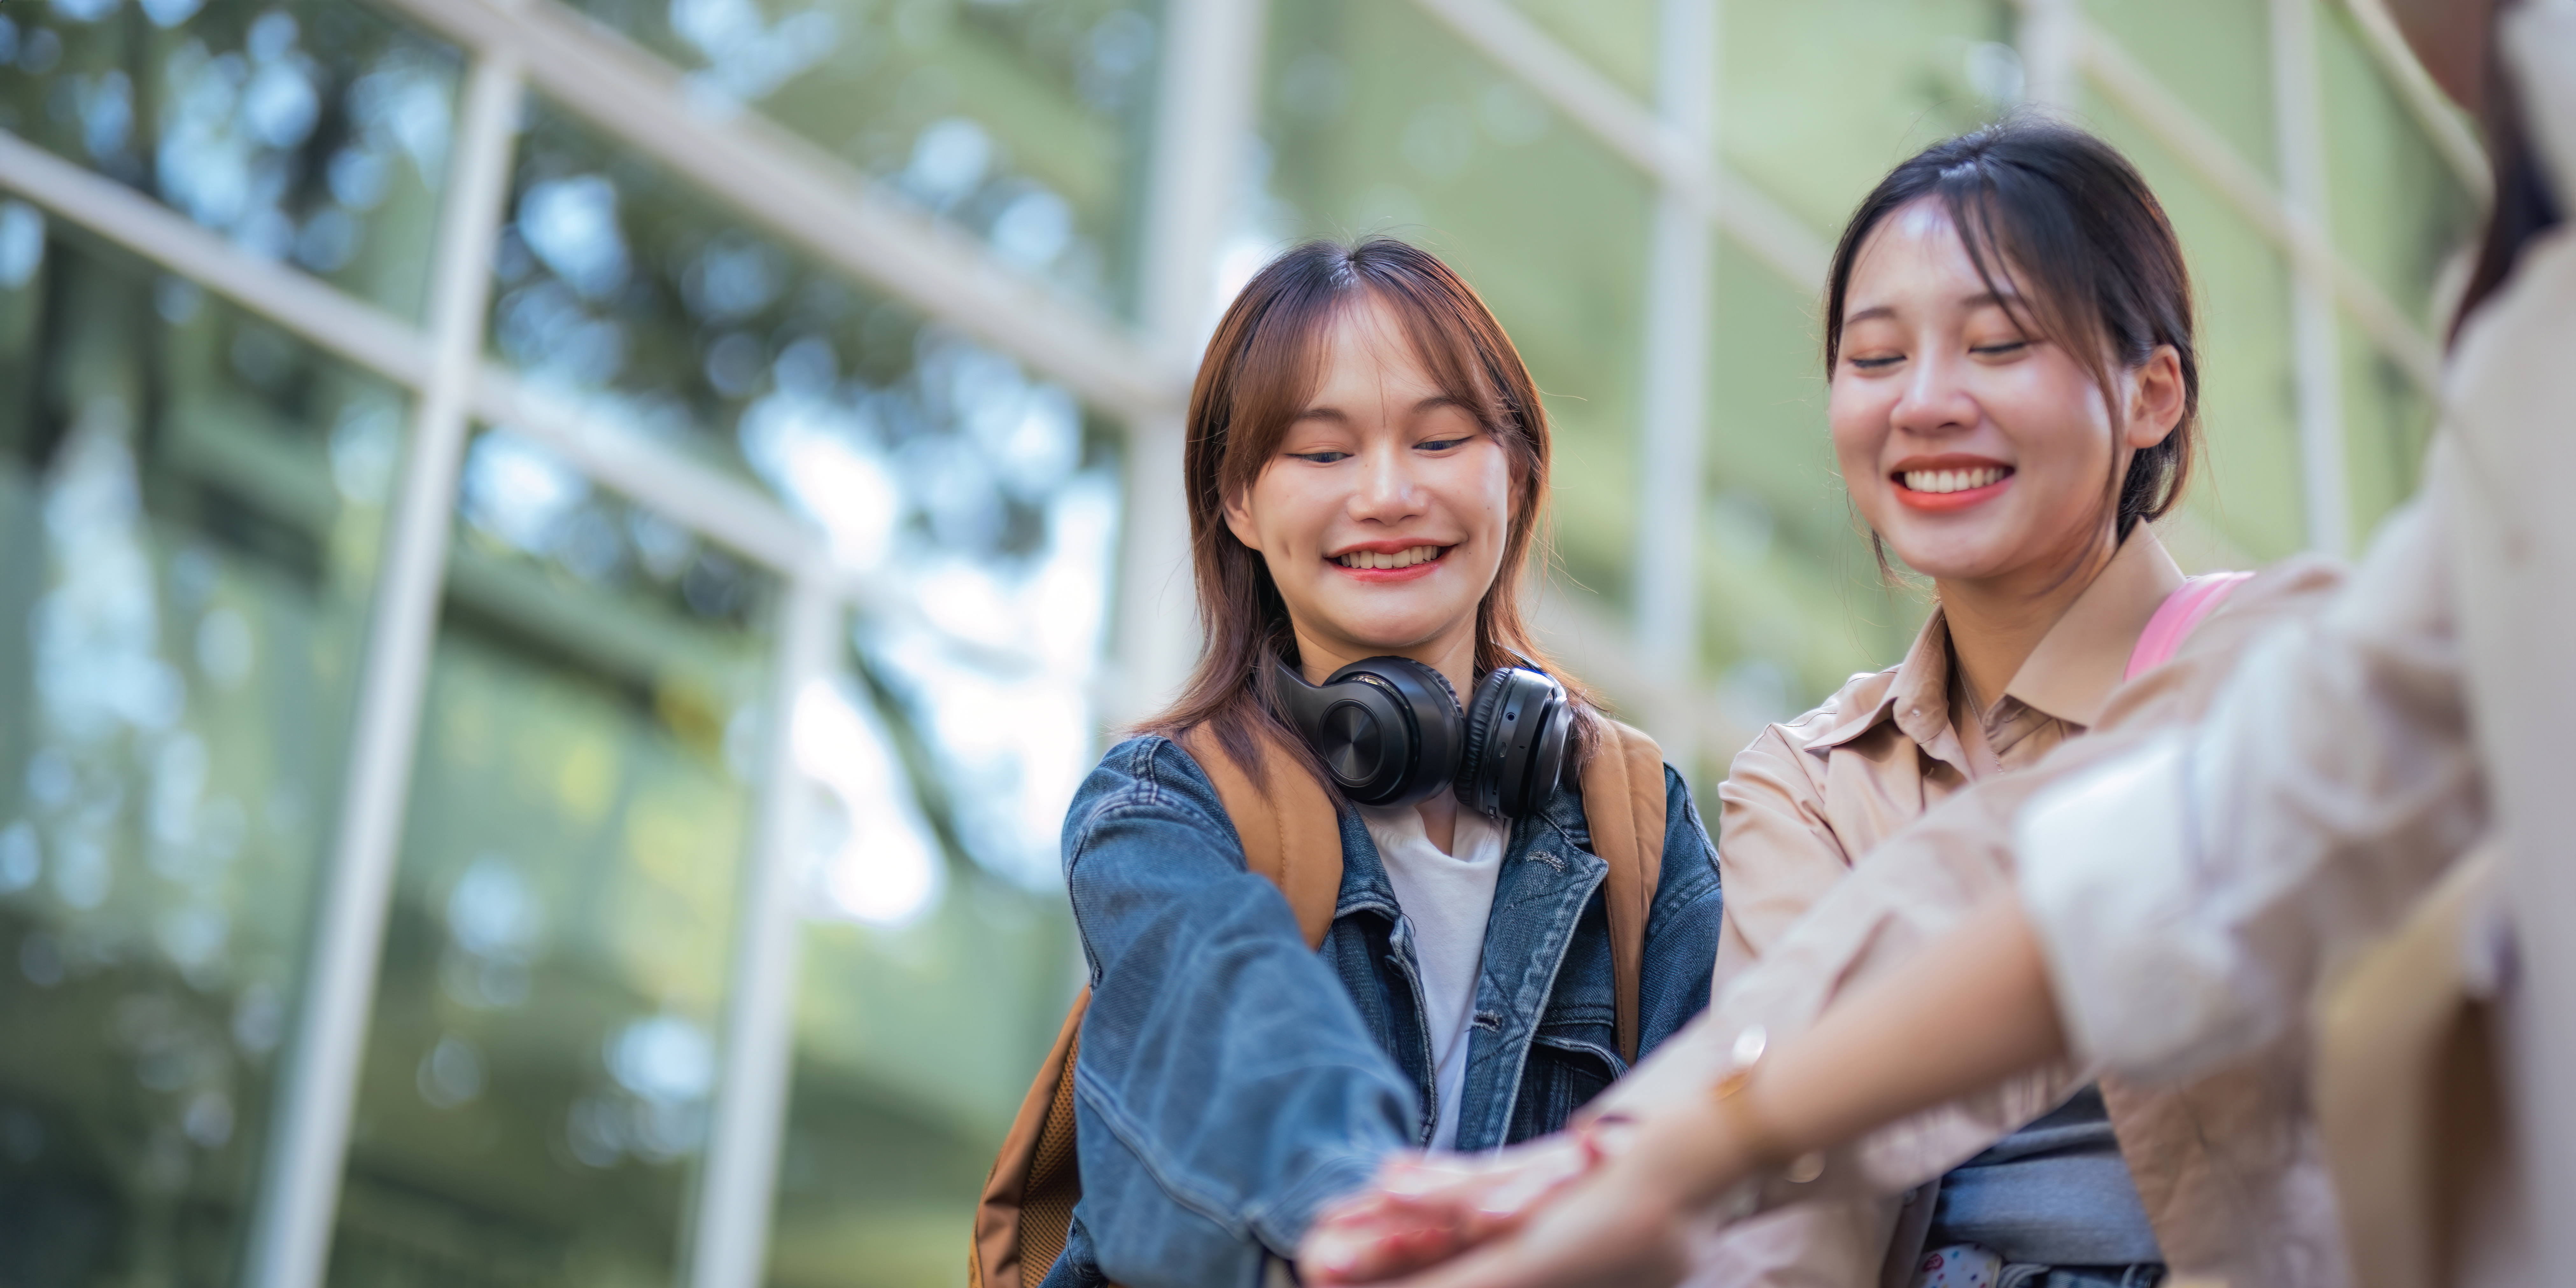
[1331,545,1448,570]
[1897,465,2013,494]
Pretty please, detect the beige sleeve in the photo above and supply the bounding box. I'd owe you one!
[1713,724,1853,984]
[1685,1200,1910,1288]
[1701,729,1915,1284]
[2020,480,2478,1083]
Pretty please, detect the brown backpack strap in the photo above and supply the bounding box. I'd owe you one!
[970,729,1343,1288]
[974,989,1090,1288]
[1177,724,1343,950]
[1577,720,1666,1062]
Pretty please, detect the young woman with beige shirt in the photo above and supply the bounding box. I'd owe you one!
[1700,120,2209,1288]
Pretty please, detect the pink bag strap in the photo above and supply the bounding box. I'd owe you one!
[2125,572,2253,681]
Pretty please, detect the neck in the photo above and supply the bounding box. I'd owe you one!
[1933,523,2123,712]
[1291,616,1479,855]
[1290,620,1481,709]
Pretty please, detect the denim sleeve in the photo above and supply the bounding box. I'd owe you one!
[1636,765,1723,1055]
[1063,736,1417,1288]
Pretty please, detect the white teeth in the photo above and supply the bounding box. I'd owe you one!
[1902,467,2007,494]
[1336,545,1442,569]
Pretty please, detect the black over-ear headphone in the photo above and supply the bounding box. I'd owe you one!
[1272,656,1572,817]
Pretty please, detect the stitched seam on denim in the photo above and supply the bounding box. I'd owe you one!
[1527,1033,1627,1076]
[1070,1059,1256,1241]
[1475,856,1602,1148]
[1382,916,1438,1144]
[1240,1146,1387,1253]
[1065,739,1242,986]
[1531,1002,1618,1026]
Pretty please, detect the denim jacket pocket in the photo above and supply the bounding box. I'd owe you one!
[1510,1031,1625,1143]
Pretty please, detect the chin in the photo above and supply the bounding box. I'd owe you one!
[1880,535,2013,582]
[1317,605,1464,655]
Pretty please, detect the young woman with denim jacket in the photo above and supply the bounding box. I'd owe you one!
[1035,239,1723,1288]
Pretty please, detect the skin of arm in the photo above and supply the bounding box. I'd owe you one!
[1316,892,2067,1288]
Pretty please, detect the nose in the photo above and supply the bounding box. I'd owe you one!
[1348,438,1429,526]
[1888,348,1980,440]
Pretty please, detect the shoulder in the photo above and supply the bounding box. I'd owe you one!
[2166,555,2349,669]
[2220,555,2347,621]
[1066,734,1227,836]
[1721,666,1898,784]
[1657,764,1720,874]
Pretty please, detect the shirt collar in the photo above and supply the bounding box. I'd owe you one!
[1807,612,1955,752]
[1804,525,2183,748]
[2002,525,2184,727]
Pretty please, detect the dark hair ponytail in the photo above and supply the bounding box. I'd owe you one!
[1825,117,2199,550]
[2451,22,2563,345]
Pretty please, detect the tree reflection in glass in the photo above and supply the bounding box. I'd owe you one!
[0,0,461,320]
[554,0,1163,312]
[0,217,395,1285]
[327,433,777,1282]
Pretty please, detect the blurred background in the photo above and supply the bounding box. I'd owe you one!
[0,0,2480,1284]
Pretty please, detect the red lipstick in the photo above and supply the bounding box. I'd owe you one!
[1890,455,2015,513]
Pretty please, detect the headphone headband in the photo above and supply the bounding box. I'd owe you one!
[1272,655,1569,816]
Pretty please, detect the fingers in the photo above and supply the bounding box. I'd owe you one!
[1301,1134,1610,1284]
[1369,1161,1696,1288]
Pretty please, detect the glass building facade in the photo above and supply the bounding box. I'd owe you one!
[0,0,2479,1285]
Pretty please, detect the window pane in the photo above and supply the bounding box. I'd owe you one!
[553,0,1163,312]
[0,218,397,1282]
[325,430,775,1281]
[491,96,1123,603]
[1503,0,1655,99]
[1263,0,1656,611]
[2315,8,2471,537]
[762,643,1084,1286]
[0,0,463,321]
[1719,0,2011,234]
[765,561,1114,1282]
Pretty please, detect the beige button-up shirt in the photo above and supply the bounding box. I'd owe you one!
[1696,530,2182,1286]
[1715,526,2185,987]
[1626,545,2354,1288]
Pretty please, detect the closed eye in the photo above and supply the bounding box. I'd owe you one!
[1847,354,1904,371]
[1971,340,2030,358]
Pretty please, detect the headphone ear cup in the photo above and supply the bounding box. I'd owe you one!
[1512,687,1573,816]
[1301,656,1468,807]
[1457,668,1573,818]
[1457,672,1510,817]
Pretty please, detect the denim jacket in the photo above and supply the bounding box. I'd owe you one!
[1042,734,1723,1288]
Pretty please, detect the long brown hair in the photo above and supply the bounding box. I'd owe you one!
[1824,118,2200,573]
[1141,237,1604,800]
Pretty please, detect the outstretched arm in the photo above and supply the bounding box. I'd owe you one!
[1304,892,2064,1285]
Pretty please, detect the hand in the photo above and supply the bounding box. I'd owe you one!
[1298,1133,1599,1284]
[1362,1091,1763,1288]
[1365,1150,1702,1288]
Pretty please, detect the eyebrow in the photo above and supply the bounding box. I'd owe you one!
[1292,394,1477,423]
[1843,291,2023,328]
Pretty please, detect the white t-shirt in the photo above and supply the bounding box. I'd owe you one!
[1358,802,1506,1151]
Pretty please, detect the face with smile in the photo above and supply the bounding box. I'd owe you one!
[1830,198,2181,590]
[1222,294,1515,687]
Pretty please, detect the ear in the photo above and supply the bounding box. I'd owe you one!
[2124,345,2186,451]
[1221,482,1263,554]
